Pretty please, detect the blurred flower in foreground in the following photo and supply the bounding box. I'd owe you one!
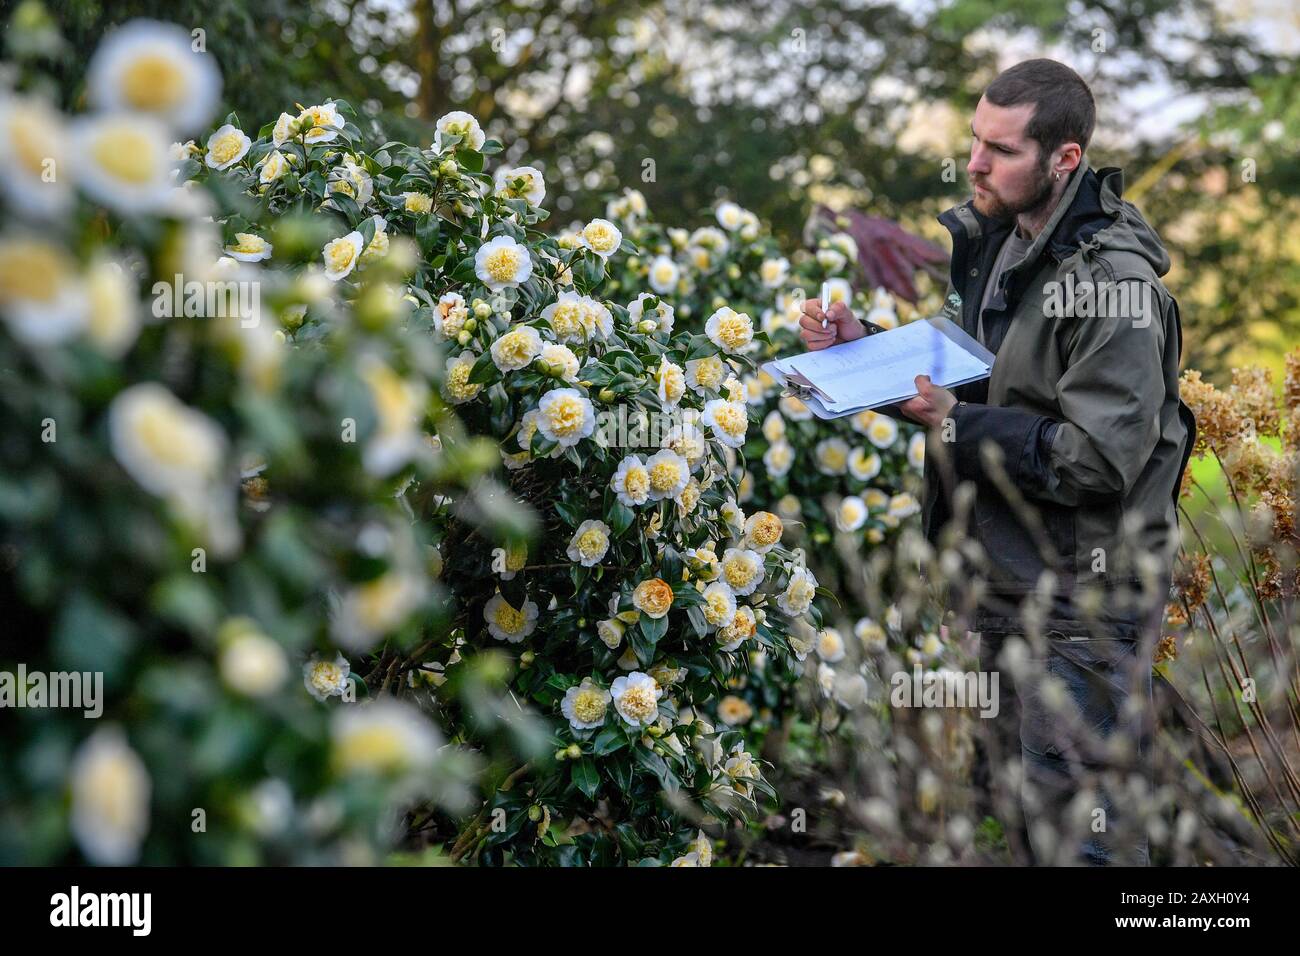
[70,728,151,865]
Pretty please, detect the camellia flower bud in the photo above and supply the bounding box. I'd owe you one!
[637,318,658,334]
[473,301,492,318]
[456,330,472,347]
[598,388,616,402]
[528,805,542,822]
[555,748,568,761]
[565,743,581,759]
[463,317,478,332]
[520,650,535,667]
[438,158,458,177]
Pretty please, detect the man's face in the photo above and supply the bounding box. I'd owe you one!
[967,96,1054,221]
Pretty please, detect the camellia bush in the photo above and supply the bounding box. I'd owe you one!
[0,17,497,865]
[168,45,863,864]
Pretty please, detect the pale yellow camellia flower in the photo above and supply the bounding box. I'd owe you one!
[701,399,748,448]
[717,694,753,726]
[322,231,364,281]
[647,255,679,295]
[71,113,175,214]
[258,150,289,184]
[224,232,272,262]
[716,605,757,651]
[610,454,651,507]
[567,519,611,567]
[330,698,441,778]
[483,592,540,643]
[742,511,783,553]
[759,256,789,288]
[332,571,426,652]
[908,431,926,470]
[763,440,794,478]
[474,234,533,291]
[701,581,737,630]
[704,306,754,353]
[303,652,351,702]
[404,191,433,214]
[836,495,868,532]
[108,382,226,499]
[0,96,72,217]
[494,164,546,206]
[360,356,427,476]
[84,258,139,358]
[644,449,689,501]
[70,728,151,865]
[816,626,847,663]
[720,548,765,596]
[541,290,587,343]
[0,236,89,345]
[561,678,610,730]
[87,19,221,132]
[632,578,674,619]
[866,414,899,450]
[205,123,252,170]
[539,342,579,382]
[610,671,662,727]
[434,292,470,339]
[761,410,786,443]
[777,566,818,616]
[358,216,389,265]
[685,354,726,393]
[597,617,626,649]
[849,447,882,481]
[656,357,687,409]
[816,437,851,475]
[490,324,543,372]
[217,617,289,698]
[536,387,595,448]
[579,217,622,259]
[295,102,344,144]
[441,351,483,404]
[434,110,485,151]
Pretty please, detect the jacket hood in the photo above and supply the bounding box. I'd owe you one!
[1046,166,1171,280]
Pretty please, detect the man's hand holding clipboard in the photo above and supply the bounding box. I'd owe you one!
[796,293,960,428]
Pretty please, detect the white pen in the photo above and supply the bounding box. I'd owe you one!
[820,281,831,329]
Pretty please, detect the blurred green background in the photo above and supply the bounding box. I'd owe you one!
[24,0,1300,374]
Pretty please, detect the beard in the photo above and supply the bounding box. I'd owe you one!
[971,160,1055,222]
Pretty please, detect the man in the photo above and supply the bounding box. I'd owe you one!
[799,59,1197,865]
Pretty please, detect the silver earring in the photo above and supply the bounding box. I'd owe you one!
[1055,172,1061,181]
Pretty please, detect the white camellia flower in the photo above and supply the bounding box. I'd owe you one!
[441,350,483,404]
[742,511,783,553]
[359,356,427,477]
[888,492,922,520]
[704,306,754,353]
[647,255,680,295]
[849,447,882,481]
[610,454,651,507]
[204,123,251,170]
[701,399,748,448]
[720,547,765,596]
[561,678,611,730]
[490,323,543,372]
[685,354,726,393]
[536,387,595,448]
[867,414,899,450]
[578,297,614,340]
[759,256,790,288]
[716,604,756,652]
[0,236,89,346]
[761,409,786,443]
[223,232,272,262]
[70,727,151,865]
[218,618,289,698]
[258,149,289,183]
[331,571,426,652]
[836,495,869,532]
[322,231,364,281]
[539,341,580,382]
[610,671,662,728]
[87,19,222,132]
[475,234,533,291]
[763,440,794,478]
[816,437,850,475]
[540,290,587,343]
[483,592,540,643]
[434,292,470,340]
[777,566,818,616]
[817,627,848,663]
[331,698,441,778]
[715,200,745,231]
[326,158,374,209]
[817,248,847,272]
[855,617,887,653]
[295,102,344,144]
[84,257,140,358]
[0,96,72,217]
[567,519,612,567]
[71,113,175,214]
[434,110,486,151]
[908,431,926,470]
[779,393,813,422]
[656,357,686,410]
[822,276,852,306]
[579,217,622,259]
[109,383,226,499]
[644,448,690,501]
[494,164,546,206]
[303,652,351,701]
[626,292,674,334]
[700,581,738,631]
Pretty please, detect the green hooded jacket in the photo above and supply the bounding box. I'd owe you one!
[894,163,1197,635]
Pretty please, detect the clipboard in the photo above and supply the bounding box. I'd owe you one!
[762,315,994,420]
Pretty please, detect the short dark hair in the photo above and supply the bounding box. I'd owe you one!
[984,59,1095,161]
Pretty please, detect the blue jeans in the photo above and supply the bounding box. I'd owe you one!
[978,619,1157,866]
